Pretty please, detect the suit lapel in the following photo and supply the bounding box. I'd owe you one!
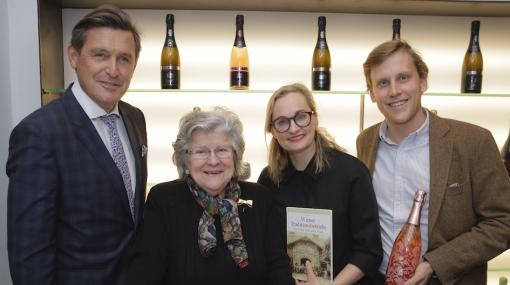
[61,90,133,219]
[367,124,382,173]
[428,113,452,236]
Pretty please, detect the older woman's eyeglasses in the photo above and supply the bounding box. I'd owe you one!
[187,146,233,160]
[271,111,314,133]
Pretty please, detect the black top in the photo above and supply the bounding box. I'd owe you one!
[126,179,293,285]
[258,149,383,285]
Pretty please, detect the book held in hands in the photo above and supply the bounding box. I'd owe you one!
[286,207,333,285]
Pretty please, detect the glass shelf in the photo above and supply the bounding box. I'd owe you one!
[42,88,510,98]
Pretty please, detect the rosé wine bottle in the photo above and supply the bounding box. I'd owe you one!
[385,189,427,285]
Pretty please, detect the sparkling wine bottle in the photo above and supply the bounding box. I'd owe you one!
[461,20,483,93]
[161,14,180,89]
[230,14,249,90]
[385,189,427,285]
[311,16,331,91]
[392,18,401,40]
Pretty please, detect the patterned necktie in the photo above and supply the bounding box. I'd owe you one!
[100,114,135,219]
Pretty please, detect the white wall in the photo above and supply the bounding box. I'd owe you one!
[61,10,510,185]
[0,0,12,283]
[63,10,510,93]
[1,0,42,283]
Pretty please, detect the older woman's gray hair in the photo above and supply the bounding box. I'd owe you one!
[172,106,249,179]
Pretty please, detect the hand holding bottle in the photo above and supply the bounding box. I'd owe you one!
[401,261,433,285]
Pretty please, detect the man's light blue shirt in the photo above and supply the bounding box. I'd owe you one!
[373,109,431,274]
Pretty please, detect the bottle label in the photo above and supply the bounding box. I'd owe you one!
[230,67,249,88]
[386,238,421,284]
[312,69,331,91]
[463,71,482,93]
[161,66,180,89]
[165,28,177,47]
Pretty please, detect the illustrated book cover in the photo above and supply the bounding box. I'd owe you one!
[286,207,333,285]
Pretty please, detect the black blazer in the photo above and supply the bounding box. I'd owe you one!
[127,180,293,285]
[6,87,147,285]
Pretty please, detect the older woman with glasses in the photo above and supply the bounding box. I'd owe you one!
[127,106,320,285]
[258,83,383,285]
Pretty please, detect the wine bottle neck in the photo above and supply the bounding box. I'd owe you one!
[407,190,426,226]
[392,19,401,40]
[165,24,177,47]
[468,26,480,52]
[392,27,400,40]
[316,24,328,49]
[234,25,246,48]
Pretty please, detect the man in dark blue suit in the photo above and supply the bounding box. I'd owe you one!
[6,5,147,285]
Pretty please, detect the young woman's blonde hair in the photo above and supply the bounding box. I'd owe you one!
[264,83,344,184]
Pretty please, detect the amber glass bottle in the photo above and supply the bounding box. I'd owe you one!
[385,190,427,285]
[312,16,331,91]
[230,15,249,90]
[392,18,401,40]
[461,20,483,93]
[161,14,180,89]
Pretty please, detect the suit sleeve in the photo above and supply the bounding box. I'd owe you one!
[6,120,58,285]
[423,129,510,284]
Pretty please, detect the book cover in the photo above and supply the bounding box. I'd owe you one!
[286,207,333,285]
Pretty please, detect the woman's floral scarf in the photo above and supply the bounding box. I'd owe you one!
[186,175,249,268]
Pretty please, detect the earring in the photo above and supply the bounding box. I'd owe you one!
[185,169,190,175]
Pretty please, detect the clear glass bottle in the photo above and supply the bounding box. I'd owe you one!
[230,14,249,90]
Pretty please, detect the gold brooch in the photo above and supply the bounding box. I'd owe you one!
[238,199,253,207]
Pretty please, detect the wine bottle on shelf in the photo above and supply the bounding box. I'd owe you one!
[461,20,483,93]
[385,189,427,285]
[502,132,510,176]
[500,277,508,285]
[312,16,331,91]
[230,14,249,90]
[161,14,180,89]
[392,18,401,40]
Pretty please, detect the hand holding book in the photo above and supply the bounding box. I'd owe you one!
[295,261,322,285]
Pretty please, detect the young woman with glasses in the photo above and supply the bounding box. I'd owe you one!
[258,83,383,285]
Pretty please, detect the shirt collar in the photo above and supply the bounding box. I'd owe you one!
[72,81,120,119]
[379,108,430,147]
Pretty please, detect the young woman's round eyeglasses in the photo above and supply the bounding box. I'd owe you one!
[271,111,314,133]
